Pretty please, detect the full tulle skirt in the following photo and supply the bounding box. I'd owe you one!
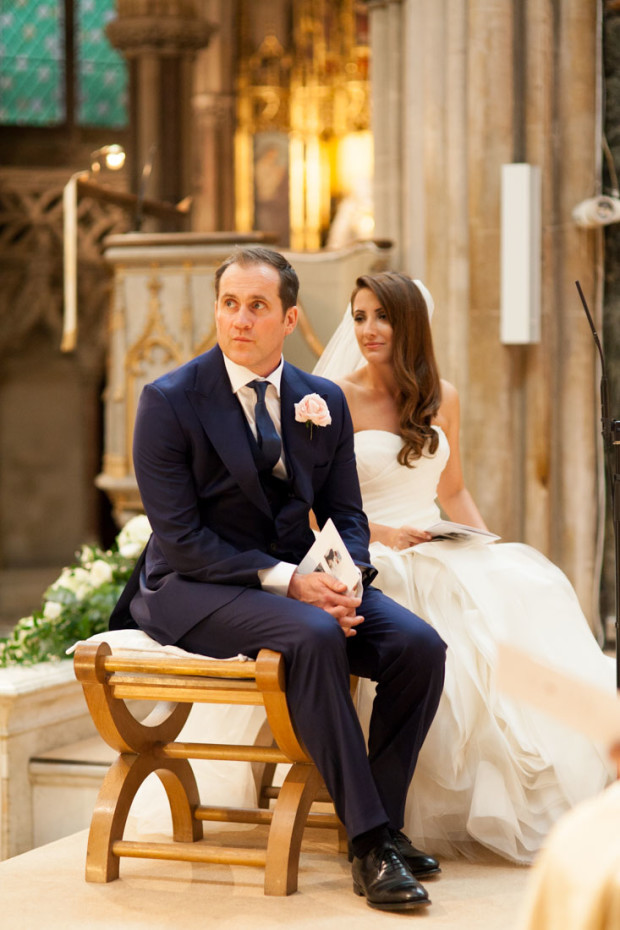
[355,538,615,863]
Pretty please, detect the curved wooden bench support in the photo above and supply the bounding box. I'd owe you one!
[265,762,324,895]
[74,642,192,753]
[74,641,340,895]
[86,751,201,882]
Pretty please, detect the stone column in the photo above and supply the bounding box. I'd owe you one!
[192,0,238,232]
[542,0,602,620]
[366,0,405,265]
[106,0,216,219]
[464,0,518,547]
[372,0,602,626]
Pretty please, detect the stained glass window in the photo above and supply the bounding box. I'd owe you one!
[0,1,65,125]
[76,0,127,128]
[0,0,127,128]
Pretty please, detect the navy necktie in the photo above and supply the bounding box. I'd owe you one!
[249,380,281,471]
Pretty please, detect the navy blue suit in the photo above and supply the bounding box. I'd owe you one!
[112,344,446,839]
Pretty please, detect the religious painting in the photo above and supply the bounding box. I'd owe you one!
[253,131,290,247]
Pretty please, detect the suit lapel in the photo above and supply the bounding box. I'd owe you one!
[280,364,320,504]
[186,347,272,518]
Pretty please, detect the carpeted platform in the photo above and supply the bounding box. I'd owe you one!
[0,825,530,929]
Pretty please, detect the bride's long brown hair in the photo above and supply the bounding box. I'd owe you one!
[351,272,442,467]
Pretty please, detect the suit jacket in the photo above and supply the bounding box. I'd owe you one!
[110,344,374,644]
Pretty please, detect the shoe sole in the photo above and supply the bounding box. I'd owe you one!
[353,884,431,911]
[412,866,441,879]
[353,883,432,911]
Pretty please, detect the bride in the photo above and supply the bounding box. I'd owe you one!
[314,270,616,864]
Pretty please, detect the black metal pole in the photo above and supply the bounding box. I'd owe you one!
[614,421,620,688]
[575,281,620,689]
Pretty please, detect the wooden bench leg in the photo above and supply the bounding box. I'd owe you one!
[264,762,323,895]
[86,751,202,883]
[250,716,278,809]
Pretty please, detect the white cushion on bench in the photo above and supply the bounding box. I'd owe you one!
[66,628,248,662]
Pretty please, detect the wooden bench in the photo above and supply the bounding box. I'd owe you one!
[73,641,345,895]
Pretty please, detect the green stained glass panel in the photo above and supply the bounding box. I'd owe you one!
[0,1,65,126]
[76,0,127,128]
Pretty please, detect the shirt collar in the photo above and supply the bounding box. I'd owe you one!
[222,353,284,397]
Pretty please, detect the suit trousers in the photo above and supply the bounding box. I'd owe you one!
[177,584,446,840]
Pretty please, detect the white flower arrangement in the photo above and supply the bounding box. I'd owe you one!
[116,514,152,558]
[0,515,152,667]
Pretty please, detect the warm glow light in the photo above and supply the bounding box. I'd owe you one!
[336,131,373,196]
[359,214,375,236]
[289,134,306,250]
[90,144,126,173]
[305,137,322,240]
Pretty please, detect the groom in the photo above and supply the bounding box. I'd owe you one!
[111,246,446,911]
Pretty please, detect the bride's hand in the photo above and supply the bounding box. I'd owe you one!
[388,526,432,550]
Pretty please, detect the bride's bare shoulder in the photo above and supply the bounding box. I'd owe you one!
[335,369,365,392]
[435,379,460,432]
[439,379,460,407]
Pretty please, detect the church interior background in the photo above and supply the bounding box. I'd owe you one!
[0,0,619,652]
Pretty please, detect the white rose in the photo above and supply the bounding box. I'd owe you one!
[17,615,35,629]
[43,602,62,620]
[53,566,92,600]
[90,559,113,586]
[50,568,72,592]
[117,514,152,558]
[78,544,98,565]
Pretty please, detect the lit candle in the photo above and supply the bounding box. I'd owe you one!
[61,172,83,352]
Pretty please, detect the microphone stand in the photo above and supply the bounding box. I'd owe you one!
[576,281,620,689]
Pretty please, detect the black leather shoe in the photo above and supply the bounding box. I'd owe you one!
[348,832,441,878]
[351,842,431,911]
[390,829,441,877]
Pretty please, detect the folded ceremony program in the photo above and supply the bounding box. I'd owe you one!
[298,518,360,593]
[496,642,620,750]
[425,521,501,543]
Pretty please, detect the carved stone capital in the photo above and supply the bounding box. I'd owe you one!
[361,0,403,9]
[106,14,216,56]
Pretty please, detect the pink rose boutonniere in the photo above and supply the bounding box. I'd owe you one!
[294,393,332,438]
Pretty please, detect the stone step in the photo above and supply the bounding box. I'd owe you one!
[29,735,115,848]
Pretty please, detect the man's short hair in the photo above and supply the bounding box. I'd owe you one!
[214,246,299,311]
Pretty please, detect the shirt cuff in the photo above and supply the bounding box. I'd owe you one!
[352,566,363,598]
[358,564,378,590]
[258,561,297,597]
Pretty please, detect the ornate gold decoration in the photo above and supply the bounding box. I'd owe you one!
[181,261,195,361]
[124,267,183,468]
[109,266,128,404]
[235,1,371,249]
[193,324,218,358]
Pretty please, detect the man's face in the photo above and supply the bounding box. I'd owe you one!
[215,262,298,376]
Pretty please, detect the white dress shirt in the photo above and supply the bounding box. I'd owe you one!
[222,354,296,594]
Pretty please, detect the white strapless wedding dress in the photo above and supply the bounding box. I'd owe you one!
[354,427,615,863]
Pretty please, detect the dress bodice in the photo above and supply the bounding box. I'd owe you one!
[354,426,450,529]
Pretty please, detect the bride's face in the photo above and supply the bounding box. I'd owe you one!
[352,288,393,364]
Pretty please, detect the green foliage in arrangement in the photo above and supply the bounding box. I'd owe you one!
[0,516,151,667]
